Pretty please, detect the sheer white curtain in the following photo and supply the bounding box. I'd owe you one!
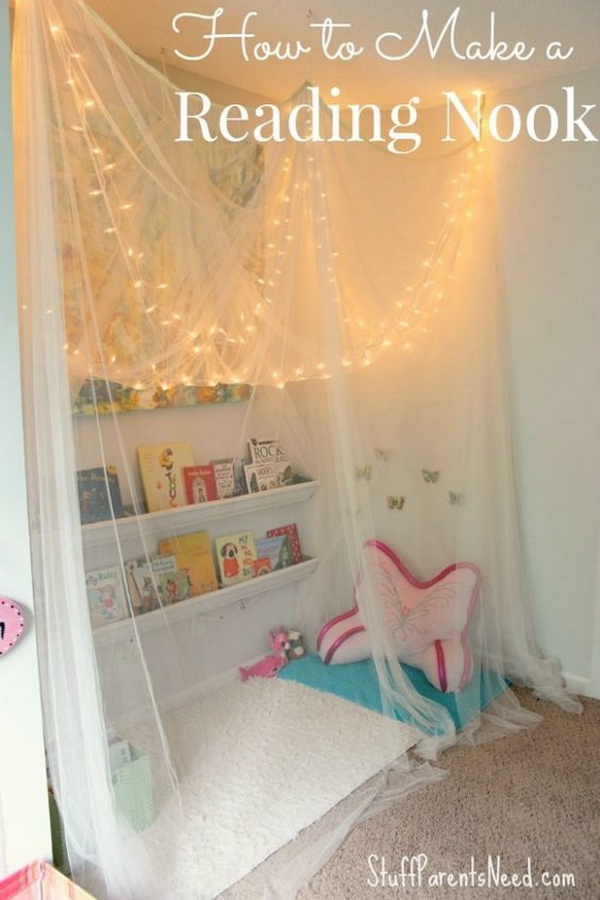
[12,0,580,896]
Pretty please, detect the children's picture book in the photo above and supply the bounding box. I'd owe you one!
[232,458,248,495]
[124,555,180,615]
[214,531,257,586]
[247,438,289,465]
[211,457,248,498]
[266,523,303,564]
[157,530,219,597]
[158,570,191,605]
[245,460,294,492]
[252,557,273,577]
[85,565,129,627]
[77,466,125,524]
[137,443,195,512]
[182,464,218,504]
[255,535,294,571]
[211,458,236,499]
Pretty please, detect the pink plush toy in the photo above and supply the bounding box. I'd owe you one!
[239,627,291,682]
[317,541,480,693]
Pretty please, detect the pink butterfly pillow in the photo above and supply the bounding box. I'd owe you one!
[317,541,480,693]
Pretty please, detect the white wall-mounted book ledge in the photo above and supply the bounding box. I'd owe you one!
[81,480,319,551]
[92,556,319,647]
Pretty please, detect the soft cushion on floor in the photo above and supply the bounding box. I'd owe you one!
[316,540,481,693]
[279,653,508,733]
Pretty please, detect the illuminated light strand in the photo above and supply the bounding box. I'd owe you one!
[61,81,484,386]
[57,36,237,387]
[345,147,483,364]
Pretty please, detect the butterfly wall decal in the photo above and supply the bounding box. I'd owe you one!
[422,469,440,483]
[449,491,465,506]
[355,465,372,481]
[374,448,392,462]
[386,495,405,510]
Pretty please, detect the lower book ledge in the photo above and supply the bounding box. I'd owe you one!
[92,557,319,646]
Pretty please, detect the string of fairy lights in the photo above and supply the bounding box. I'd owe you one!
[47,13,486,392]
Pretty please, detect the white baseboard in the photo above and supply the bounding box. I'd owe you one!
[115,660,262,730]
[563,672,595,699]
[158,664,244,713]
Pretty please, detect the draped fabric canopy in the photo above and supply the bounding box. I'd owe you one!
[12,0,579,896]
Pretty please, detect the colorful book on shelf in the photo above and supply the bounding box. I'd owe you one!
[247,437,289,465]
[85,565,129,627]
[124,555,184,615]
[77,466,125,524]
[158,570,191,605]
[214,531,257,586]
[252,557,273,577]
[137,442,195,512]
[232,458,248,496]
[211,457,247,499]
[182,464,218,504]
[256,534,294,571]
[157,530,219,597]
[245,460,295,493]
[266,523,303,564]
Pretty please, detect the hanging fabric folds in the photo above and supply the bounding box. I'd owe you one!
[12,0,580,896]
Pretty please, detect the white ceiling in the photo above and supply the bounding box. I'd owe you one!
[87,0,600,105]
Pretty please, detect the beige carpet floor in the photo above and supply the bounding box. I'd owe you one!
[298,688,600,900]
[225,687,600,899]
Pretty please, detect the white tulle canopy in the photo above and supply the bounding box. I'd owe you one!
[12,0,580,896]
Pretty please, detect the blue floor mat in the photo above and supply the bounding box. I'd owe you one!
[279,653,508,734]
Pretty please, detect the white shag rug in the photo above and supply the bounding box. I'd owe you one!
[131,678,417,899]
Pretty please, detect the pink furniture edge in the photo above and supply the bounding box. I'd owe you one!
[0,861,95,900]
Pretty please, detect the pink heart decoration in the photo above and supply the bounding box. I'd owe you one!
[0,597,25,657]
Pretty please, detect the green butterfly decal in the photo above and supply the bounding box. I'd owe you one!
[355,465,372,481]
[422,469,440,483]
[449,491,464,506]
[374,448,392,462]
[386,495,405,510]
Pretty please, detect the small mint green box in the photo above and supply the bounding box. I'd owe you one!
[112,746,154,831]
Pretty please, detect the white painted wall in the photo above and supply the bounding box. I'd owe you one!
[493,67,600,696]
[0,0,52,874]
